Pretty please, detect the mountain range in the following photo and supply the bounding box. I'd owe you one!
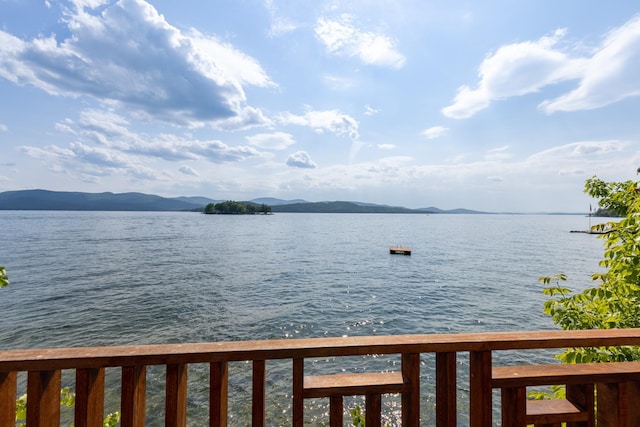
[0,189,485,214]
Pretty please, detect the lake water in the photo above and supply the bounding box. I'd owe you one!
[0,211,611,425]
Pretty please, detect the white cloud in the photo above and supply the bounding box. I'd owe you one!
[484,146,512,161]
[322,75,356,90]
[179,165,199,176]
[364,104,380,116]
[0,123,7,132]
[278,108,359,139]
[286,151,316,168]
[0,0,273,128]
[264,0,298,37]
[377,144,395,150]
[315,15,406,69]
[528,140,626,162]
[444,15,640,119]
[540,15,640,113]
[19,109,265,185]
[246,132,296,150]
[442,29,584,119]
[421,126,448,139]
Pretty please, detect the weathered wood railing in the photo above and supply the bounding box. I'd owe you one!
[2,328,640,426]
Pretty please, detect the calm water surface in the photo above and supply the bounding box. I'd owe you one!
[0,211,610,425]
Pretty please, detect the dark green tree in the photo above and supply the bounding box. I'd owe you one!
[259,203,272,214]
[204,203,216,214]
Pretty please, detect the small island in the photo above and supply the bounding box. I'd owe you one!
[204,201,272,215]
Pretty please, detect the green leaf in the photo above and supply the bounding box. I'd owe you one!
[0,266,8,288]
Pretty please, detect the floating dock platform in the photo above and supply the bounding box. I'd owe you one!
[389,246,411,255]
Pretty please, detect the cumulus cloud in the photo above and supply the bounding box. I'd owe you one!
[443,16,640,118]
[278,108,359,139]
[315,14,406,69]
[421,126,448,139]
[53,109,263,163]
[540,16,640,113]
[0,0,273,128]
[286,151,316,168]
[442,29,583,119]
[246,132,296,150]
[19,108,263,184]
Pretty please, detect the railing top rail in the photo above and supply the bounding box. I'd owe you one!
[2,328,640,371]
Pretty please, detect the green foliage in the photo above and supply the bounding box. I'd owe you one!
[528,384,566,400]
[15,386,120,426]
[350,406,365,427]
[102,412,121,427]
[16,393,26,424]
[349,405,392,427]
[60,386,75,408]
[203,202,216,214]
[0,265,8,288]
[203,200,271,214]
[541,174,640,363]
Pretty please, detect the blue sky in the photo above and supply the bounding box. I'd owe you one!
[1,0,640,212]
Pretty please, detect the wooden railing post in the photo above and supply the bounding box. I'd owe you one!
[596,381,640,426]
[469,351,492,427]
[210,362,228,427]
[436,352,457,427]
[121,365,146,427]
[499,386,526,427]
[166,364,188,427]
[27,369,61,427]
[0,371,17,427]
[329,395,343,426]
[292,358,304,427]
[566,383,594,427]
[402,352,420,426]
[365,393,382,427]
[75,368,105,427]
[252,360,266,427]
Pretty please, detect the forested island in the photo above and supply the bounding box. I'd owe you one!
[204,201,272,215]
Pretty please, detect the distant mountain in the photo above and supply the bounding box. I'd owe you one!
[249,197,308,206]
[173,196,221,206]
[271,201,434,214]
[0,190,203,211]
[419,206,487,214]
[0,189,486,213]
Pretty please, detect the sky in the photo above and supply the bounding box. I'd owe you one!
[1,1,640,212]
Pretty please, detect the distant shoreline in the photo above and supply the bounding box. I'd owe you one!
[0,189,589,214]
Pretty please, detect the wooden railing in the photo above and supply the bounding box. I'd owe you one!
[2,328,640,426]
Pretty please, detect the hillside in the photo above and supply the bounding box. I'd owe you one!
[271,201,433,213]
[0,189,485,213]
[0,189,206,211]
